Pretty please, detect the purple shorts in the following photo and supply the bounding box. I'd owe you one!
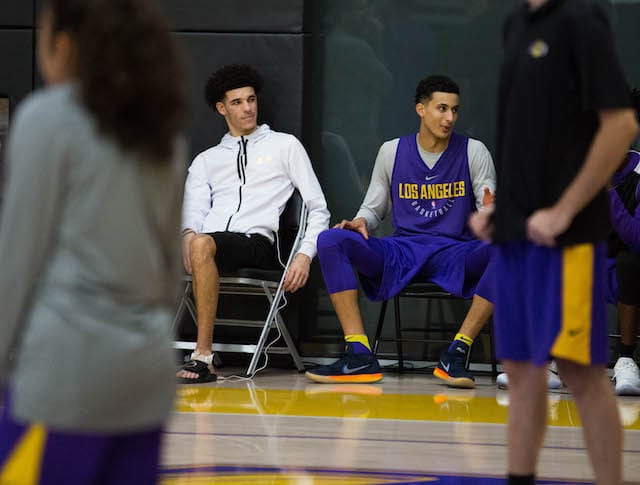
[491,241,609,366]
[0,389,162,484]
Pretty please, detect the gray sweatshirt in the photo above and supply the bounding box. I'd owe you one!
[0,84,185,432]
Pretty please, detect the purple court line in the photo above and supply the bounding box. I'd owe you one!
[159,464,592,484]
[163,429,640,454]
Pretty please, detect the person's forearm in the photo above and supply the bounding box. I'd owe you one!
[555,109,638,220]
[610,191,640,252]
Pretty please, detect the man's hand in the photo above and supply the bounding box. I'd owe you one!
[283,253,311,293]
[469,207,494,241]
[526,206,572,247]
[482,187,496,208]
[182,232,196,274]
[334,217,369,240]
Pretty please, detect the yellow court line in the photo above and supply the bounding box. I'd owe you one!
[174,386,640,429]
[162,472,438,484]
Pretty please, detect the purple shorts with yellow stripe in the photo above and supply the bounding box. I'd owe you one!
[491,241,609,366]
[0,389,162,484]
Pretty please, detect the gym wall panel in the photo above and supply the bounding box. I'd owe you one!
[0,1,34,28]
[177,33,304,160]
[0,30,34,108]
[161,0,303,33]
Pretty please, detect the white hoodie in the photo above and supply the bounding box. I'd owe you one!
[182,124,329,259]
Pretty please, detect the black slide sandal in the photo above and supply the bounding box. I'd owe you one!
[176,359,218,384]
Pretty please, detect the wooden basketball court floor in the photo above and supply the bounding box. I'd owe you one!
[161,370,640,484]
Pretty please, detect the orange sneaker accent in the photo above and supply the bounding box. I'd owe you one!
[433,367,450,380]
[305,371,383,384]
[329,373,383,383]
[433,367,475,389]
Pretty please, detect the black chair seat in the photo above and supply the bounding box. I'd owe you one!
[228,267,284,282]
[398,281,456,298]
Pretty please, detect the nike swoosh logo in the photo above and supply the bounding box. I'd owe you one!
[342,364,371,374]
[440,362,450,372]
[425,175,438,181]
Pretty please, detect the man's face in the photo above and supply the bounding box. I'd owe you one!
[216,86,258,136]
[416,91,459,142]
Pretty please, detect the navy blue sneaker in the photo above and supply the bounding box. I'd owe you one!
[433,346,475,389]
[305,343,383,383]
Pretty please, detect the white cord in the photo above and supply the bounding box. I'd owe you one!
[217,292,288,381]
[219,231,290,381]
[275,230,287,269]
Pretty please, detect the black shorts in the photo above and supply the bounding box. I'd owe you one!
[206,232,279,274]
[616,250,640,305]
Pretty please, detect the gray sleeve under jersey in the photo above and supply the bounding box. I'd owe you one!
[355,139,398,231]
[467,138,496,210]
[352,136,495,231]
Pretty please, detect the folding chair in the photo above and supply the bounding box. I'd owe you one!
[171,190,307,376]
[372,281,497,375]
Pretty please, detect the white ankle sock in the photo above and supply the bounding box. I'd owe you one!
[191,352,213,365]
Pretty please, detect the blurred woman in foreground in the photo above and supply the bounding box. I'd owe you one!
[0,0,186,482]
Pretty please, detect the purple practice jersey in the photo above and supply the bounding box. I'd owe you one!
[609,150,640,255]
[391,132,475,239]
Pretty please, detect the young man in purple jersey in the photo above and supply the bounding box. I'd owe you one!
[305,75,496,386]
[470,0,639,483]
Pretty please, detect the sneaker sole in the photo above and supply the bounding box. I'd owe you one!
[304,371,383,384]
[433,367,475,389]
[615,384,640,396]
[496,381,562,390]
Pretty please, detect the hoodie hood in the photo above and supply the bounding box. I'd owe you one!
[218,124,271,150]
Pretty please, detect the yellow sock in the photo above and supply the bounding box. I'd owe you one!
[345,334,372,352]
[454,333,473,347]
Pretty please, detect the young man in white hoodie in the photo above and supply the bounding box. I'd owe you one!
[177,64,330,383]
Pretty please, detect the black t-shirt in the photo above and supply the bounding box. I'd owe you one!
[493,0,631,244]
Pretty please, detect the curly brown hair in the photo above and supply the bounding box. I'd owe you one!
[42,0,187,161]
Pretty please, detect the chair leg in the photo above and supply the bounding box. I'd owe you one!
[393,296,404,371]
[247,284,285,376]
[247,282,305,376]
[273,310,305,372]
[489,318,498,377]
[170,281,192,334]
[185,296,197,325]
[373,300,389,356]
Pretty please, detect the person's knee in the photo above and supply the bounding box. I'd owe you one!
[317,228,348,255]
[189,234,216,266]
[503,361,528,386]
[555,359,600,396]
[504,361,546,392]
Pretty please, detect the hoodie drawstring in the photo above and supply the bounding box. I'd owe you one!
[225,136,249,231]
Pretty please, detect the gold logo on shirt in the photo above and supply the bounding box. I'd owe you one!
[398,181,465,200]
[528,39,549,58]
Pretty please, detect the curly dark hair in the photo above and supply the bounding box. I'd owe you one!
[414,75,460,105]
[42,0,187,161]
[205,64,264,110]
